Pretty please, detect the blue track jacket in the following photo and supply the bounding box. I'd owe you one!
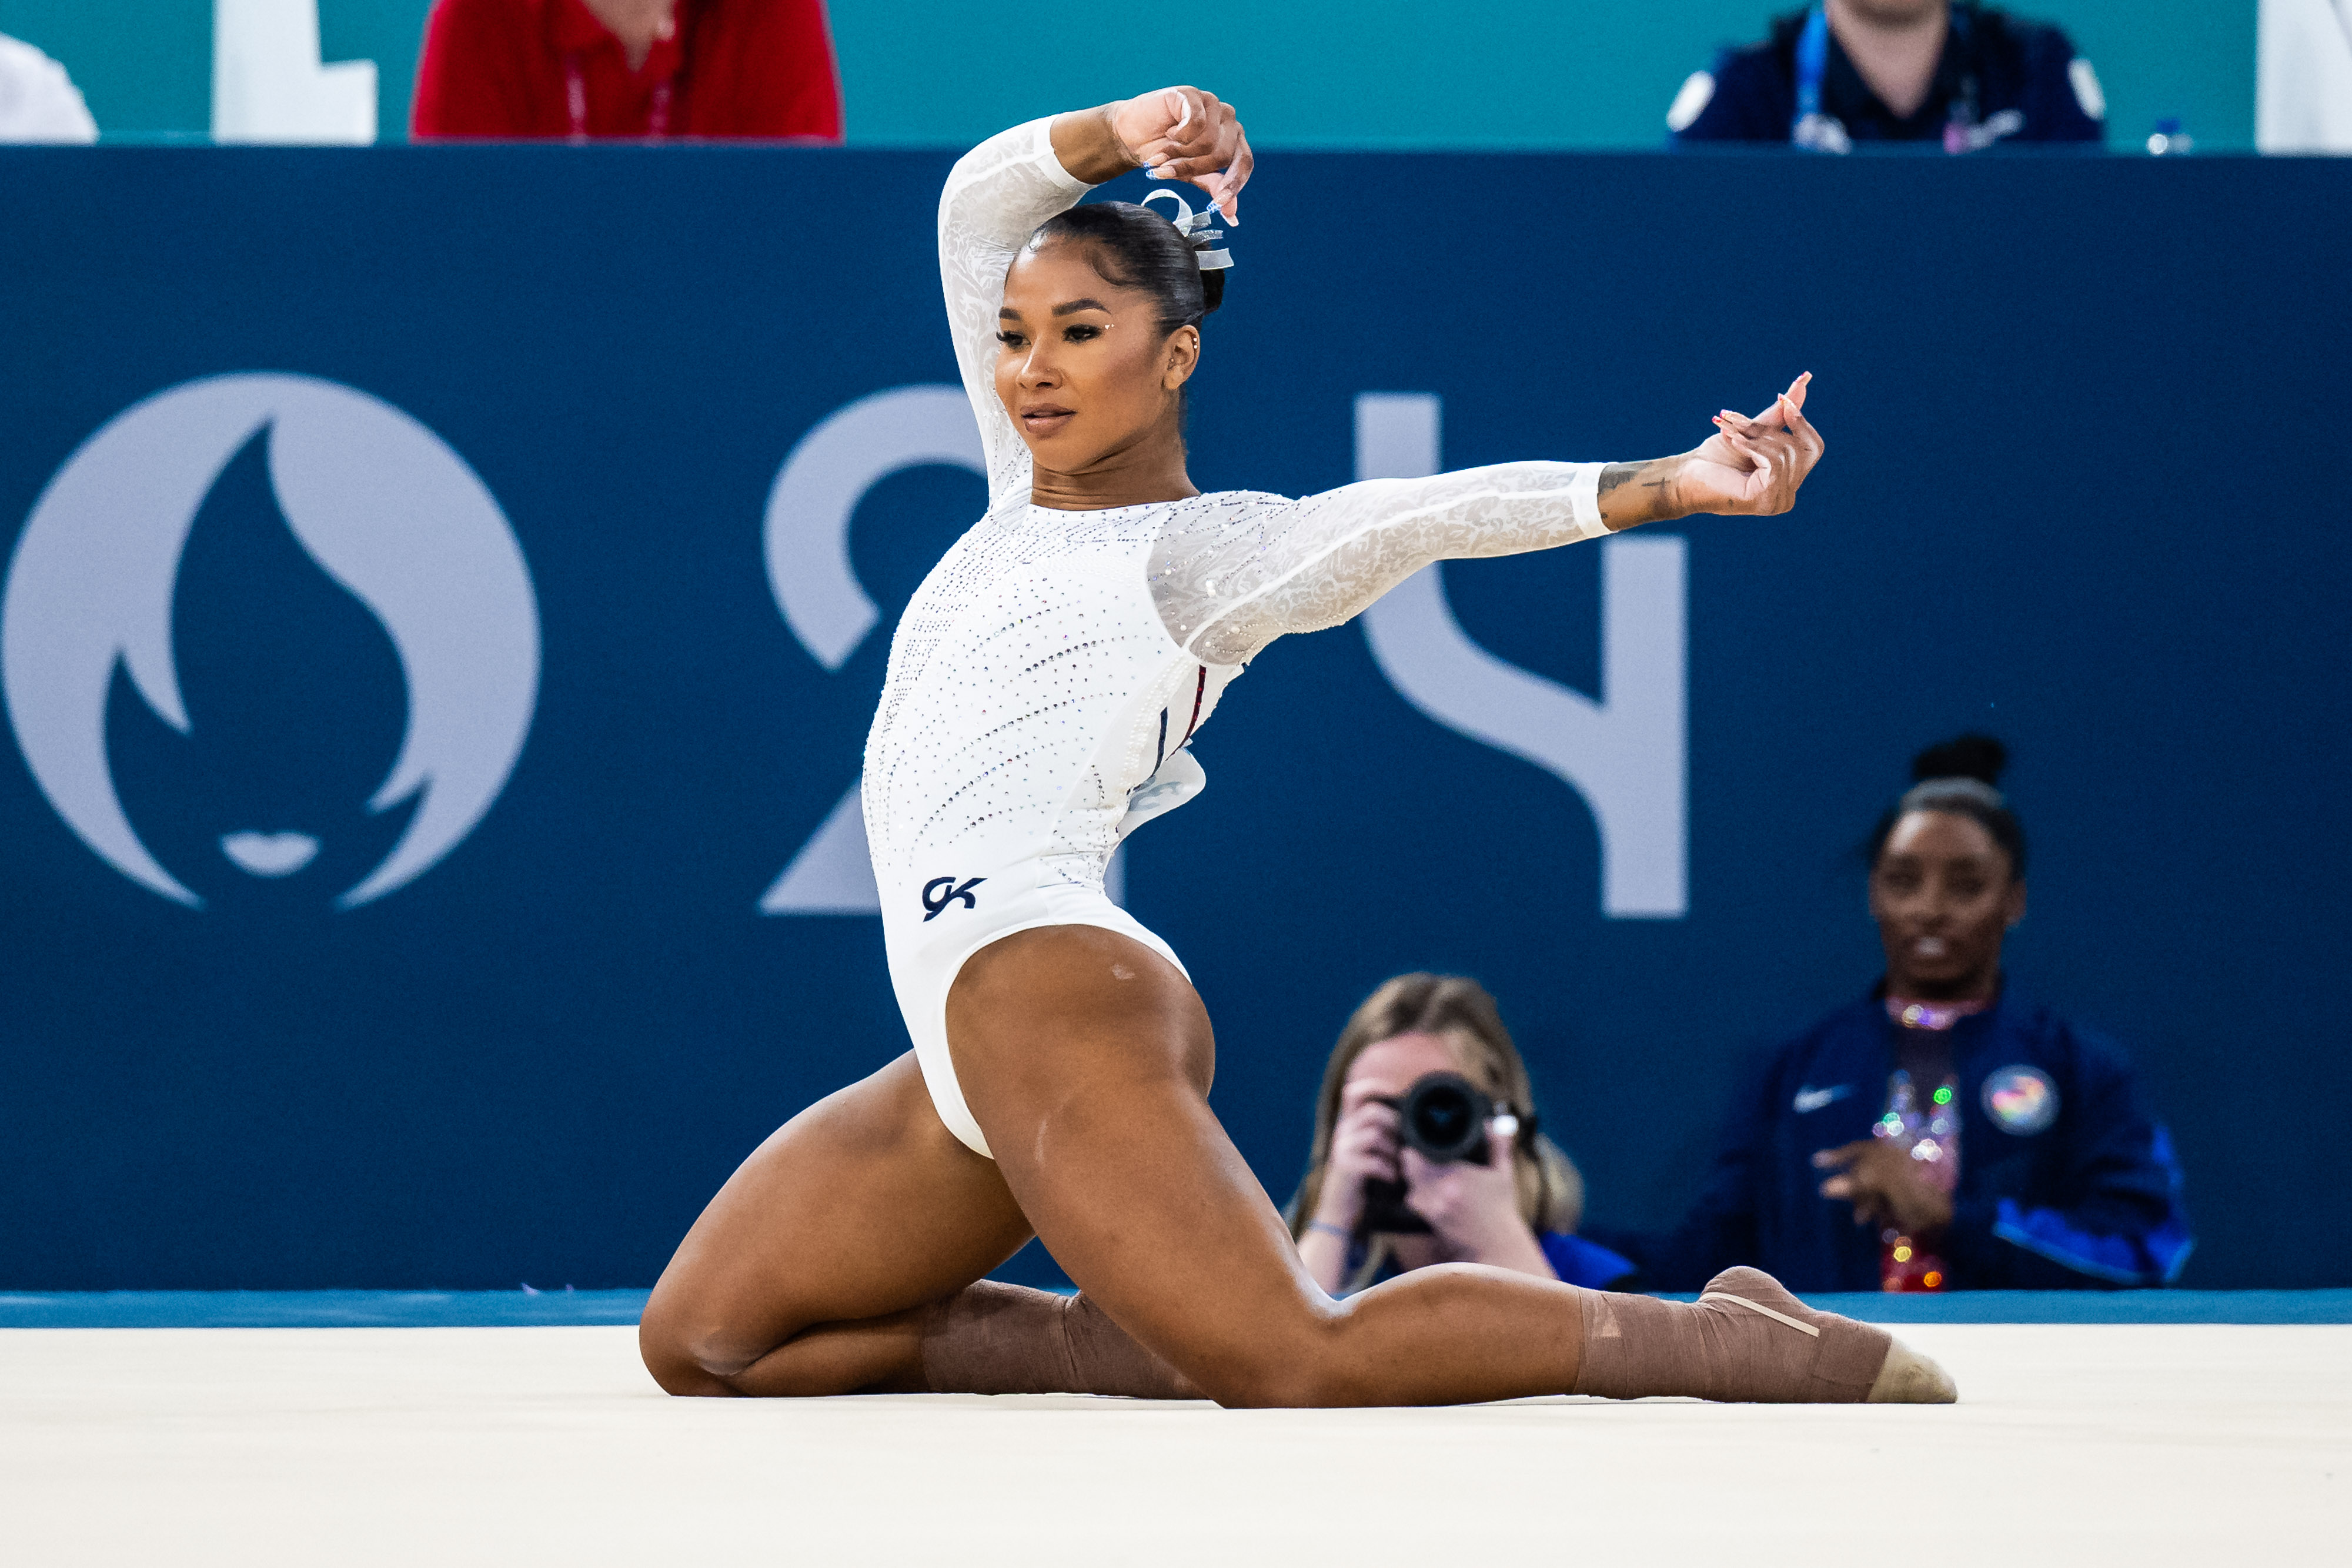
[1672,4,2104,148]
[1586,991,2193,1291]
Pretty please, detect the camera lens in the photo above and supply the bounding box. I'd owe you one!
[1399,1072,1492,1163]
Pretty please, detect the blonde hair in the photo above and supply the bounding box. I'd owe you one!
[1284,974,1585,1283]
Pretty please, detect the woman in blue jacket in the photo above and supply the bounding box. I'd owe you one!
[1591,735,2193,1292]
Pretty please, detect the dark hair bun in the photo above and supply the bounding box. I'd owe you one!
[1911,733,2007,787]
[1030,200,1218,332]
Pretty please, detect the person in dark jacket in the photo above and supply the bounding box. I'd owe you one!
[1668,1,2104,151]
[1588,735,2192,1292]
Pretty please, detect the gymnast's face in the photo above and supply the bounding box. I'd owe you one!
[995,239,1199,479]
[1869,810,2025,999]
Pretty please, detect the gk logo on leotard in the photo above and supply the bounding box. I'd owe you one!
[921,876,984,920]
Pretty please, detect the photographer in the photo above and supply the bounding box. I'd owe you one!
[1287,974,1637,1295]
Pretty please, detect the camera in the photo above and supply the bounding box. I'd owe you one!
[1358,1071,1500,1235]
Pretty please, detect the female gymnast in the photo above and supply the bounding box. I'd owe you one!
[640,85,1956,1407]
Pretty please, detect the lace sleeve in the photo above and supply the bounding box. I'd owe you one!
[1151,463,1608,667]
[937,118,1093,506]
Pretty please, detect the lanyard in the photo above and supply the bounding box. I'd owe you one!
[563,53,673,143]
[1790,4,1984,153]
[1793,5,1830,132]
[1789,6,1842,152]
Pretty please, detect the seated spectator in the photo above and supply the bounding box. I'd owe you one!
[1586,735,2193,1292]
[1668,1,2104,151]
[0,32,98,143]
[1287,973,1638,1295]
[412,0,841,141]
[2259,0,2352,153]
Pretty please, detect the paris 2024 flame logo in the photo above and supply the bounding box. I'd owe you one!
[2,375,540,910]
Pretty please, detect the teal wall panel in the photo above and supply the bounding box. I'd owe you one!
[0,2,2266,150]
[0,0,214,137]
[832,1,2257,152]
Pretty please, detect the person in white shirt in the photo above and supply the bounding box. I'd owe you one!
[2259,0,2352,152]
[0,34,97,144]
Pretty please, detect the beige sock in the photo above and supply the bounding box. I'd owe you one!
[917,1281,1198,1399]
[1573,1266,1941,1404]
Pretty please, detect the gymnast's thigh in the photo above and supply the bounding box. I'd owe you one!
[947,926,1349,1405]
[639,1051,1034,1395]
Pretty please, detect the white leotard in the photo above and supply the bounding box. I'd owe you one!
[869,118,1613,1156]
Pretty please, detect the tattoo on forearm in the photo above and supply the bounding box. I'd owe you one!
[1599,459,1680,530]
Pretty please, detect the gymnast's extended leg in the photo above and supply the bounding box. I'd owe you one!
[947,926,1950,1408]
[643,925,1949,1406]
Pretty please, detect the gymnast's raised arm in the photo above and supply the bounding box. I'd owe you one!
[938,89,1254,506]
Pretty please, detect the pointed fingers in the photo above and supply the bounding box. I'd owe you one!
[1717,425,1770,472]
[1149,116,1250,219]
[1780,394,1825,462]
[1215,132,1254,220]
[1737,373,1812,429]
[1142,91,1228,164]
[1150,126,1244,185]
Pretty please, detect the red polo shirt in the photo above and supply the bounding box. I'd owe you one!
[412,0,843,141]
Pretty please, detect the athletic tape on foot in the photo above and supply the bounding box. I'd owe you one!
[1698,1291,1821,1336]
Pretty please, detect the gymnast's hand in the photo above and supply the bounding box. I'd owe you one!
[1053,87,1244,223]
[1111,86,1251,220]
[1684,373,1825,515]
[1597,373,1826,531]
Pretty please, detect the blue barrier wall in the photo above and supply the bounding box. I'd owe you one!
[0,145,2346,1292]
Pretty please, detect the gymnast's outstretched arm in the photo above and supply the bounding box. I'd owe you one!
[1169,377,1824,666]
